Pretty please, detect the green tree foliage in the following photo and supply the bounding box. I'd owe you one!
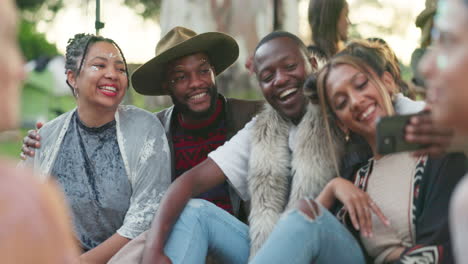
[16,0,61,60]
[18,20,60,61]
[16,0,48,10]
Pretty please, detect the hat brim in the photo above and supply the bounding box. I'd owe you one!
[132,32,239,96]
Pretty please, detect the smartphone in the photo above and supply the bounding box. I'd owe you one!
[376,113,427,155]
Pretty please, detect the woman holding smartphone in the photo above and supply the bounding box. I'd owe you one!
[248,40,467,264]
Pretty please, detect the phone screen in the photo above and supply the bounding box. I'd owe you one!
[376,114,426,155]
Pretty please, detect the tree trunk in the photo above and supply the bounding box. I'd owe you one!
[145,0,299,109]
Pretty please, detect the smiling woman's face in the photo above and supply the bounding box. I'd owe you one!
[67,41,128,111]
[0,0,24,131]
[325,64,392,143]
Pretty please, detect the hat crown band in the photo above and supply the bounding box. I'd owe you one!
[155,27,198,56]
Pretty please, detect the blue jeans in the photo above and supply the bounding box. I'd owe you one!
[164,199,250,264]
[251,202,365,263]
[164,199,365,264]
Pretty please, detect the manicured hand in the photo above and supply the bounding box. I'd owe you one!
[331,178,390,237]
[405,109,453,157]
[20,121,43,160]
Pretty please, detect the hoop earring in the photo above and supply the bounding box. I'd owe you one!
[74,88,79,98]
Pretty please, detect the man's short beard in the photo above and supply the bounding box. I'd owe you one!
[170,84,219,120]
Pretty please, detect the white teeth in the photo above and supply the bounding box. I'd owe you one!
[279,88,297,99]
[99,86,116,92]
[360,105,375,121]
[190,92,207,100]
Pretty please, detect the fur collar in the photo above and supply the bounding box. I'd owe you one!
[247,102,344,257]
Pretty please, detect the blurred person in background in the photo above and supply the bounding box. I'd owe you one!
[308,0,351,60]
[367,37,416,99]
[410,0,437,94]
[0,0,78,263]
[419,0,468,262]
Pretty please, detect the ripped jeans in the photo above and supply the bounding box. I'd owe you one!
[164,199,365,264]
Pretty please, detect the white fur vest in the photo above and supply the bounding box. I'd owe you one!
[247,102,344,257]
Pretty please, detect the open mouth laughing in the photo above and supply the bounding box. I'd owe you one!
[98,85,118,97]
[357,104,376,122]
[279,88,298,101]
[188,91,209,102]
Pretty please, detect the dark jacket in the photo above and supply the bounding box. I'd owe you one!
[155,94,264,218]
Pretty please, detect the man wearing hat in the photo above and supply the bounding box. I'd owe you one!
[99,27,262,264]
[132,27,263,219]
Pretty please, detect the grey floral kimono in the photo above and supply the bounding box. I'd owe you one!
[23,105,171,249]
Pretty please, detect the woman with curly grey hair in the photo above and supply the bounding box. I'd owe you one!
[22,33,171,263]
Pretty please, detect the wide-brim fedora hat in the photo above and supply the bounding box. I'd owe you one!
[132,27,239,96]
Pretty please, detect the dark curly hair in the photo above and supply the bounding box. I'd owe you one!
[253,31,310,72]
[254,31,309,56]
[65,33,129,96]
